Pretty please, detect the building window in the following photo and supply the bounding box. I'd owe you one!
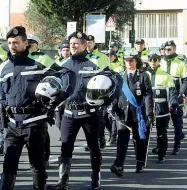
[134,13,178,38]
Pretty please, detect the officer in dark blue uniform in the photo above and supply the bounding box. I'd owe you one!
[0,26,76,190]
[110,52,154,177]
[46,32,122,190]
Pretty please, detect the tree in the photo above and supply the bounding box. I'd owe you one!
[30,0,136,31]
[24,2,66,48]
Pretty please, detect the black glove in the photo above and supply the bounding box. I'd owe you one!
[170,105,178,114]
[47,109,55,126]
[178,93,185,104]
[146,116,155,126]
[50,90,69,107]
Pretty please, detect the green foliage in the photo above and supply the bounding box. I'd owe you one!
[24,2,66,48]
[26,0,136,47]
[30,0,135,31]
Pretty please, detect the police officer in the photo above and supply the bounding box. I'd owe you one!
[110,51,154,176]
[27,34,56,168]
[87,35,109,69]
[159,43,165,57]
[27,34,55,68]
[0,26,76,190]
[107,49,124,73]
[55,40,70,65]
[160,40,187,155]
[85,35,109,150]
[46,31,122,190]
[106,49,124,145]
[147,52,179,163]
[110,42,125,62]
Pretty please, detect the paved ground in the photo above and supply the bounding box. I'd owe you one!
[1,118,187,189]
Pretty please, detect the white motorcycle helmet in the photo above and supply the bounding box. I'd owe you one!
[35,76,62,106]
[86,75,112,106]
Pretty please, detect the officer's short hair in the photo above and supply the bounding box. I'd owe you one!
[6,26,27,41]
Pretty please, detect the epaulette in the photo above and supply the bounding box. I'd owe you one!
[178,54,186,61]
[31,52,45,56]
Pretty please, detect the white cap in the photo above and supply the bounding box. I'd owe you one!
[27,34,40,44]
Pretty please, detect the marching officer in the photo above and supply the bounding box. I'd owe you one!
[107,49,124,73]
[27,34,55,68]
[147,52,179,163]
[110,42,125,62]
[160,40,187,155]
[0,26,76,190]
[159,43,165,57]
[84,35,110,150]
[110,51,154,177]
[87,35,109,69]
[55,40,70,65]
[27,34,56,168]
[46,31,122,190]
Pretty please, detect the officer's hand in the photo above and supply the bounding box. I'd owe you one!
[146,116,155,126]
[178,93,185,104]
[170,105,178,114]
[50,90,69,107]
[47,109,55,126]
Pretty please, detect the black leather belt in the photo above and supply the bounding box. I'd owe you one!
[8,107,41,114]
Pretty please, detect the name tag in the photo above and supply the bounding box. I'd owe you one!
[83,67,94,71]
[136,90,141,96]
[25,65,38,70]
[156,90,160,95]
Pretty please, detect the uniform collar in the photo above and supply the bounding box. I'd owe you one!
[71,50,87,61]
[8,49,29,65]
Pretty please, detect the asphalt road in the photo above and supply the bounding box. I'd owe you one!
[1,118,187,190]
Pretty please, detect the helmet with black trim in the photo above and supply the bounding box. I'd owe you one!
[35,76,63,106]
[86,75,113,106]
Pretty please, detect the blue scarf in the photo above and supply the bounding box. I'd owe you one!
[120,72,147,139]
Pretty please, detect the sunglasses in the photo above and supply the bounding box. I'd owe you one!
[149,58,158,62]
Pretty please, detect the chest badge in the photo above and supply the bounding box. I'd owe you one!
[156,90,160,95]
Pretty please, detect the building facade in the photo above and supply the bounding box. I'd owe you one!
[122,0,187,54]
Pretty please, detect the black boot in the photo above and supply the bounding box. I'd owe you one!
[172,140,181,155]
[90,155,101,190]
[152,146,159,155]
[0,173,16,190]
[33,174,47,190]
[90,172,100,190]
[157,135,167,163]
[46,158,71,190]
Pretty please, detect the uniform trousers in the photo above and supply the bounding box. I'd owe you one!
[60,113,101,173]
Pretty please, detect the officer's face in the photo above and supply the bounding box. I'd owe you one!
[8,36,28,55]
[112,46,118,52]
[160,48,165,56]
[109,55,116,62]
[164,46,176,55]
[28,42,38,53]
[149,58,160,69]
[61,48,70,58]
[125,58,136,70]
[70,37,87,55]
[87,40,95,52]
[135,42,145,52]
